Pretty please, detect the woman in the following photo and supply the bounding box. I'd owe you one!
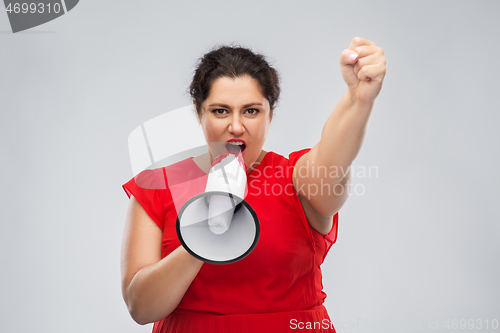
[121,37,386,332]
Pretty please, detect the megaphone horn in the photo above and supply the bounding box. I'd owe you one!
[176,153,260,265]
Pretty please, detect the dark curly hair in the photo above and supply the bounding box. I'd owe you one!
[189,45,280,116]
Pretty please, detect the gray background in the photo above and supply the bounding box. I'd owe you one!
[1,0,499,332]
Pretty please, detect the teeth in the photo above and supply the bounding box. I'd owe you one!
[228,141,244,145]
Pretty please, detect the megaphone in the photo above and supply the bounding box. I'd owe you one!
[176,152,260,265]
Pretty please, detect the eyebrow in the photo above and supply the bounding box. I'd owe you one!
[208,103,263,109]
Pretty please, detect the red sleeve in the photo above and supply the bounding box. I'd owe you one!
[287,149,339,252]
[122,169,165,231]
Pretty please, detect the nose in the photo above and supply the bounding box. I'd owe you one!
[228,113,245,136]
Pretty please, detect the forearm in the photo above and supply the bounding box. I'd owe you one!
[311,89,374,183]
[124,246,203,325]
[293,37,384,222]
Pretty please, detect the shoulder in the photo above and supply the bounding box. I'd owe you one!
[125,157,201,191]
[288,148,312,166]
[269,148,312,174]
[124,168,165,194]
[258,148,311,167]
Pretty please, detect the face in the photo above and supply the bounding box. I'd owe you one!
[197,75,273,172]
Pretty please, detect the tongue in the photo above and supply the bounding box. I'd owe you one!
[226,143,243,155]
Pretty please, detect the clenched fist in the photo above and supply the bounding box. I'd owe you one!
[340,37,386,105]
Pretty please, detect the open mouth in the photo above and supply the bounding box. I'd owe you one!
[226,142,246,155]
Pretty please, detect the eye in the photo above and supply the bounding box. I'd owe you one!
[212,109,228,116]
[245,108,260,115]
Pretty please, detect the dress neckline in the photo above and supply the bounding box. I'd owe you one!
[247,151,273,176]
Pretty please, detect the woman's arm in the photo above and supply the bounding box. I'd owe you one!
[121,197,204,325]
[293,37,386,234]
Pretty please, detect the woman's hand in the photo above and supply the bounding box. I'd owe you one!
[340,37,386,105]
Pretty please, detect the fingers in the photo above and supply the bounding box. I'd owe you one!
[342,38,382,67]
[355,62,386,82]
[348,37,376,50]
[341,37,386,87]
[354,45,380,58]
[339,48,359,67]
[355,52,384,70]
[351,44,386,81]
[339,49,360,87]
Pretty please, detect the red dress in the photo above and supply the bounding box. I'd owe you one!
[123,149,339,332]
